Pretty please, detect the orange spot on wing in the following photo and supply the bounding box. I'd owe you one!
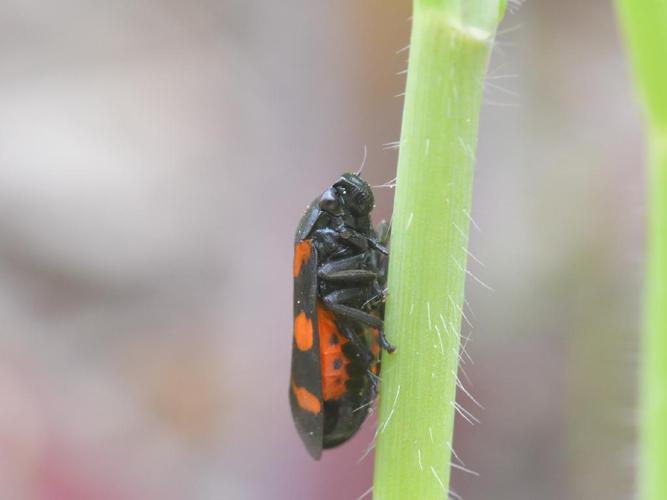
[293,240,312,278]
[294,312,314,351]
[291,381,321,414]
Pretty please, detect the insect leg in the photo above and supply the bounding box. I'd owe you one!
[322,290,382,326]
[366,238,388,255]
[365,367,381,397]
[319,269,377,285]
[318,254,377,285]
[322,290,395,353]
[337,321,373,365]
[375,219,391,246]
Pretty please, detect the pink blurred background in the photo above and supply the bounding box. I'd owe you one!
[0,1,641,499]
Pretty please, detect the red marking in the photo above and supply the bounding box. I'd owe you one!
[317,302,350,401]
[291,381,321,414]
[294,312,314,351]
[293,240,312,278]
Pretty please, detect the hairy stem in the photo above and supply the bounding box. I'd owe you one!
[372,2,502,498]
[640,131,667,500]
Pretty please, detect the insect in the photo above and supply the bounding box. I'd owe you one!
[289,172,395,459]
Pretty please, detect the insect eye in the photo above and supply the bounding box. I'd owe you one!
[319,189,340,213]
[320,199,339,212]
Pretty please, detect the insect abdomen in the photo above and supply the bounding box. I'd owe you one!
[317,302,351,401]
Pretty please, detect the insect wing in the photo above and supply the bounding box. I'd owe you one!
[294,197,322,244]
[290,239,324,459]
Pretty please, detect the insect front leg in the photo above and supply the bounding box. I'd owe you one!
[318,254,378,285]
[356,219,390,315]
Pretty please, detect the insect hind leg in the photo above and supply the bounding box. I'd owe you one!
[336,320,373,365]
[322,290,396,353]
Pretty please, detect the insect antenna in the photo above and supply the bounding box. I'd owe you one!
[355,144,368,175]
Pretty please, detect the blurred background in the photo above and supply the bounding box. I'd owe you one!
[0,1,642,499]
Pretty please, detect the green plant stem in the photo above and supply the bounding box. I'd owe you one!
[615,2,667,499]
[372,2,500,498]
[640,131,667,500]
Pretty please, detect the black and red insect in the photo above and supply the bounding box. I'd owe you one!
[289,172,395,459]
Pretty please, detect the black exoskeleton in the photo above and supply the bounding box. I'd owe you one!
[295,173,394,355]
